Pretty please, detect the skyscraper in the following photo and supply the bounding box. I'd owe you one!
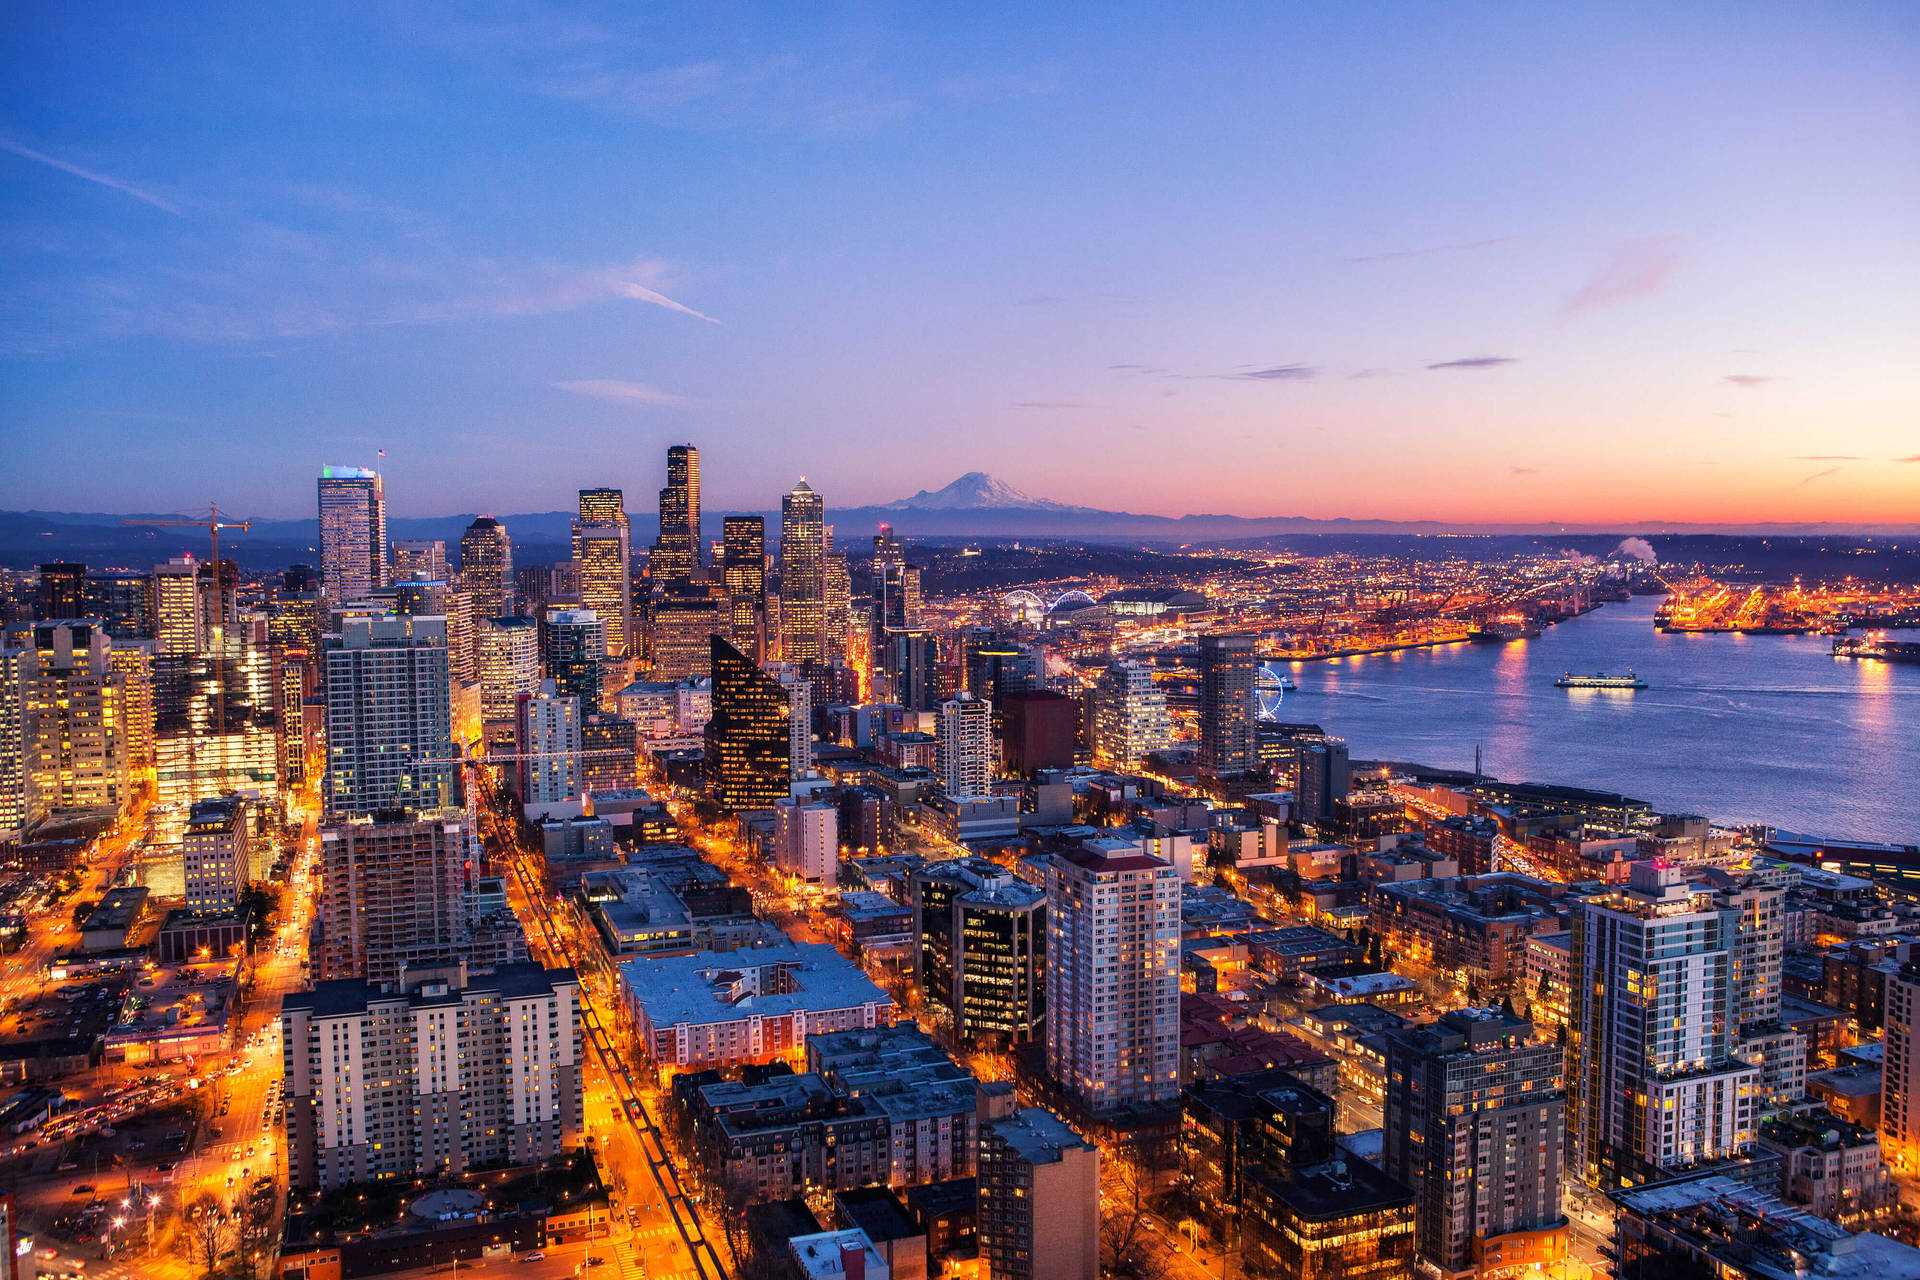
[150,556,233,655]
[822,529,851,664]
[704,635,791,812]
[25,620,129,816]
[1045,843,1180,1111]
[317,464,387,606]
[780,479,826,664]
[1383,1008,1565,1274]
[1568,861,1760,1188]
[515,679,581,807]
[33,563,86,621]
[776,665,813,779]
[84,569,155,639]
[773,797,838,887]
[458,517,515,618]
[1883,964,1920,1164]
[151,616,276,809]
[648,593,722,682]
[390,539,448,581]
[576,524,632,657]
[0,645,34,840]
[936,693,994,800]
[877,629,937,711]
[322,614,456,819]
[653,445,702,587]
[475,615,540,734]
[1197,632,1258,773]
[911,858,1046,1044]
[574,487,627,556]
[182,794,250,915]
[543,608,605,715]
[722,516,767,661]
[1092,660,1172,769]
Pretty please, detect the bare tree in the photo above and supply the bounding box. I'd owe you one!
[233,1185,275,1280]
[1101,1147,1156,1275]
[181,1193,231,1280]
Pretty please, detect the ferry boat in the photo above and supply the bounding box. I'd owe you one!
[1554,670,1646,690]
[1833,636,1920,665]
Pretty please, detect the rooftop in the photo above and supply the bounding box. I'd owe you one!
[983,1107,1093,1165]
[619,943,892,1029]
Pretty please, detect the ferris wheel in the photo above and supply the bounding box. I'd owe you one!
[1256,664,1291,720]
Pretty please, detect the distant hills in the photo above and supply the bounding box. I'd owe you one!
[3,471,1914,568]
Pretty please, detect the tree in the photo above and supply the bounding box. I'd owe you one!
[181,1193,231,1280]
[233,1188,274,1280]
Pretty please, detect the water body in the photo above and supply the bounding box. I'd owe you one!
[1278,595,1919,843]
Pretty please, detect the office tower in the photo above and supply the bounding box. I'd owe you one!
[265,588,325,654]
[1045,843,1180,1111]
[1000,690,1078,776]
[459,516,515,618]
[106,641,154,770]
[823,531,851,663]
[780,479,826,664]
[1197,633,1258,773]
[877,630,937,712]
[576,487,627,549]
[773,797,839,888]
[911,859,1046,1044]
[653,445,702,587]
[390,539,448,581]
[1569,861,1760,1188]
[543,608,605,715]
[580,715,638,793]
[936,694,994,800]
[704,635,792,812]
[476,615,540,728]
[270,645,309,786]
[977,1108,1099,1280]
[1092,660,1172,769]
[396,577,474,685]
[151,556,232,655]
[85,569,156,639]
[283,961,582,1189]
[516,563,577,615]
[721,516,767,661]
[576,524,632,657]
[151,618,277,809]
[182,795,250,914]
[33,563,87,621]
[777,665,813,778]
[284,564,321,593]
[1884,964,1920,1163]
[317,809,515,982]
[317,464,388,606]
[965,631,1034,706]
[515,680,581,807]
[0,645,34,839]
[322,615,456,819]
[24,620,129,817]
[1383,1008,1564,1275]
[649,593,722,682]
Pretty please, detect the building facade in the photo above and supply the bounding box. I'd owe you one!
[317,465,387,607]
[322,614,456,819]
[705,636,792,812]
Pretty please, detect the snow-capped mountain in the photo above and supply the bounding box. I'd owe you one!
[883,472,1090,512]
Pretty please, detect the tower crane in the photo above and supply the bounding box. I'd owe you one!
[123,505,254,740]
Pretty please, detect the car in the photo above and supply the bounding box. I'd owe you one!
[521,1253,545,1263]
[70,1185,93,1195]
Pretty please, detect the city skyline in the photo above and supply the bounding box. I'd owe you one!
[4,5,1918,524]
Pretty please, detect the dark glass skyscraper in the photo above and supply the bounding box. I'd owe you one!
[459,516,515,618]
[703,635,791,812]
[1197,631,1258,773]
[721,516,767,661]
[34,563,87,621]
[543,609,605,716]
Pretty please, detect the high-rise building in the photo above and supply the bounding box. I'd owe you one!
[822,530,852,664]
[515,680,581,808]
[33,563,87,621]
[773,797,838,888]
[150,556,234,655]
[1045,843,1180,1111]
[1883,964,1920,1163]
[458,517,515,618]
[24,620,129,817]
[653,445,702,587]
[576,524,632,658]
[1197,632,1258,773]
[1000,689,1078,776]
[721,516,767,661]
[0,645,36,840]
[151,617,276,809]
[1383,1008,1565,1275]
[648,593,722,682]
[390,539,448,582]
[704,635,792,812]
[316,808,523,983]
[182,794,250,914]
[543,608,605,715]
[936,694,994,800]
[283,962,581,1189]
[780,479,826,664]
[911,858,1046,1044]
[322,614,456,819]
[574,487,627,558]
[877,630,937,711]
[776,665,813,779]
[84,569,155,640]
[475,615,541,728]
[977,1108,1099,1280]
[1092,660,1172,769]
[317,465,388,607]
[580,714,638,793]
[1568,861,1760,1188]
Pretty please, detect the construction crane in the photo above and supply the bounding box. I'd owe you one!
[122,505,254,741]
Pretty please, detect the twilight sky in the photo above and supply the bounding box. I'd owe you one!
[3,3,1917,525]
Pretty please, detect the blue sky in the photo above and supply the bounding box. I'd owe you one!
[3,2,1917,523]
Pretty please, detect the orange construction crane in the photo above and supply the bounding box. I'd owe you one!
[122,505,254,739]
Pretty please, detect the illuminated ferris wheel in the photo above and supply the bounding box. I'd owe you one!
[1256,664,1291,720]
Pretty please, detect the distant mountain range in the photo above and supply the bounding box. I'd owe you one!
[3,472,1914,568]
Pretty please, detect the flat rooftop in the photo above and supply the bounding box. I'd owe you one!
[620,943,892,1029]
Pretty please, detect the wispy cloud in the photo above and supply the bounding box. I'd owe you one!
[1234,364,1318,381]
[553,379,690,405]
[1725,374,1775,387]
[0,138,182,215]
[1561,236,1686,316]
[1427,356,1516,370]
[1896,455,1920,464]
[1794,455,1863,462]
[616,279,722,325]
[1791,467,1840,488]
[1345,236,1513,264]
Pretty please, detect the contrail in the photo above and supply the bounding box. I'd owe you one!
[0,138,182,215]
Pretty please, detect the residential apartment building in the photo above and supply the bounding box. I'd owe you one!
[977,1108,1099,1280]
[182,794,250,914]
